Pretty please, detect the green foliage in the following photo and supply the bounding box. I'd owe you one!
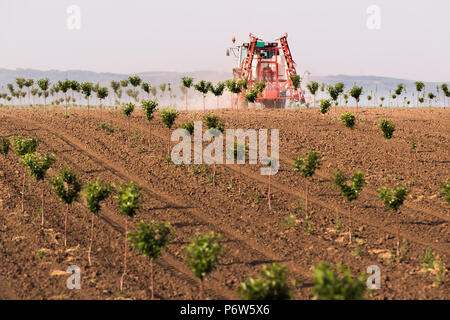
[289,74,301,91]
[13,136,39,157]
[327,85,339,102]
[293,151,321,178]
[159,109,178,129]
[22,152,55,181]
[238,263,292,300]
[414,81,425,92]
[37,250,46,259]
[225,79,242,94]
[332,171,366,202]
[194,80,211,95]
[441,178,450,205]
[340,112,356,129]
[82,179,112,214]
[306,81,319,95]
[81,82,93,97]
[378,119,395,139]
[181,122,195,135]
[121,102,135,117]
[141,82,150,94]
[318,99,331,114]
[128,220,171,261]
[128,76,142,88]
[96,87,109,100]
[181,77,194,89]
[116,181,142,218]
[395,83,404,96]
[421,247,435,271]
[70,80,81,92]
[141,100,158,121]
[254,81,266,93]
[0,137,10,157]
[99,122,115,133]
[203,114,225,134]
[348,86,364,102]
[184,232,225,281]
[410,134,416,150]
[377,184,409,211]
[49,167,82,205]
[57,79,71,93]
[209,82,226,97]
[244,89,259,103]
[37,78,50,92]
[311,262,367,300]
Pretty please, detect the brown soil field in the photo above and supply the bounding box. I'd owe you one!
[0,106,449,300]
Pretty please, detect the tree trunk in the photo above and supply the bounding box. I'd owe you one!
[21,170,27,212]
[396,210,400,257]
[268,174,271,210]
[305,180,309,219]
[150,259,154,300]
[88,213,95,266]
[120,217,128,291]
[41,178,45,228]
[64,205,69,247]
[348,205,352,244]
[199,278,204,300]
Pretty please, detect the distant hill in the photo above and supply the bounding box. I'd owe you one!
[0,68,447,105]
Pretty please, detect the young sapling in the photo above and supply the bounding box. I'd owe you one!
[82,179,112,265]
[22,152,56,227]
[49,167,82,247]
[116,181,142,291]
[128,220,172,299]
[293,151,321,219]
[184,231,225,300]
[377,184,409,257]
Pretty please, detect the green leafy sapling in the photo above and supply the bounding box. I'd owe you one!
[141,99,158,152]
[293,151,321,219]
[319,99,331,114]
[121,102,135,130]
[377,184,409,257]
[128,220,172,299]
[49,167,82,247]
[332,171,366,243]
[348,85,363,110]
[82,179,112,265]
[238,263,292,300]
[13,136,39,211]
[184,231,225,300]
[181,77,194,110]
[203,114,225,185]
[159,109,178,156]
[209,82,226,109]
[306,81,319,107]
[340,112,356,130]
[194,80,211,111]
[311,262,367,300]
[379,119,395,173]
[22,152,56,227]
[116,181,142,291]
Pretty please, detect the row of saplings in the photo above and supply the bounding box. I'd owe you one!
[1,135,375,300]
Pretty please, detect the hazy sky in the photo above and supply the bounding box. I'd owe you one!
[0,0,449,81]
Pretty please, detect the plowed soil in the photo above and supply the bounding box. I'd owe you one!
[0,106,448,300]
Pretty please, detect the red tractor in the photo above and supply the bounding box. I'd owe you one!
[227,33,306,108]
